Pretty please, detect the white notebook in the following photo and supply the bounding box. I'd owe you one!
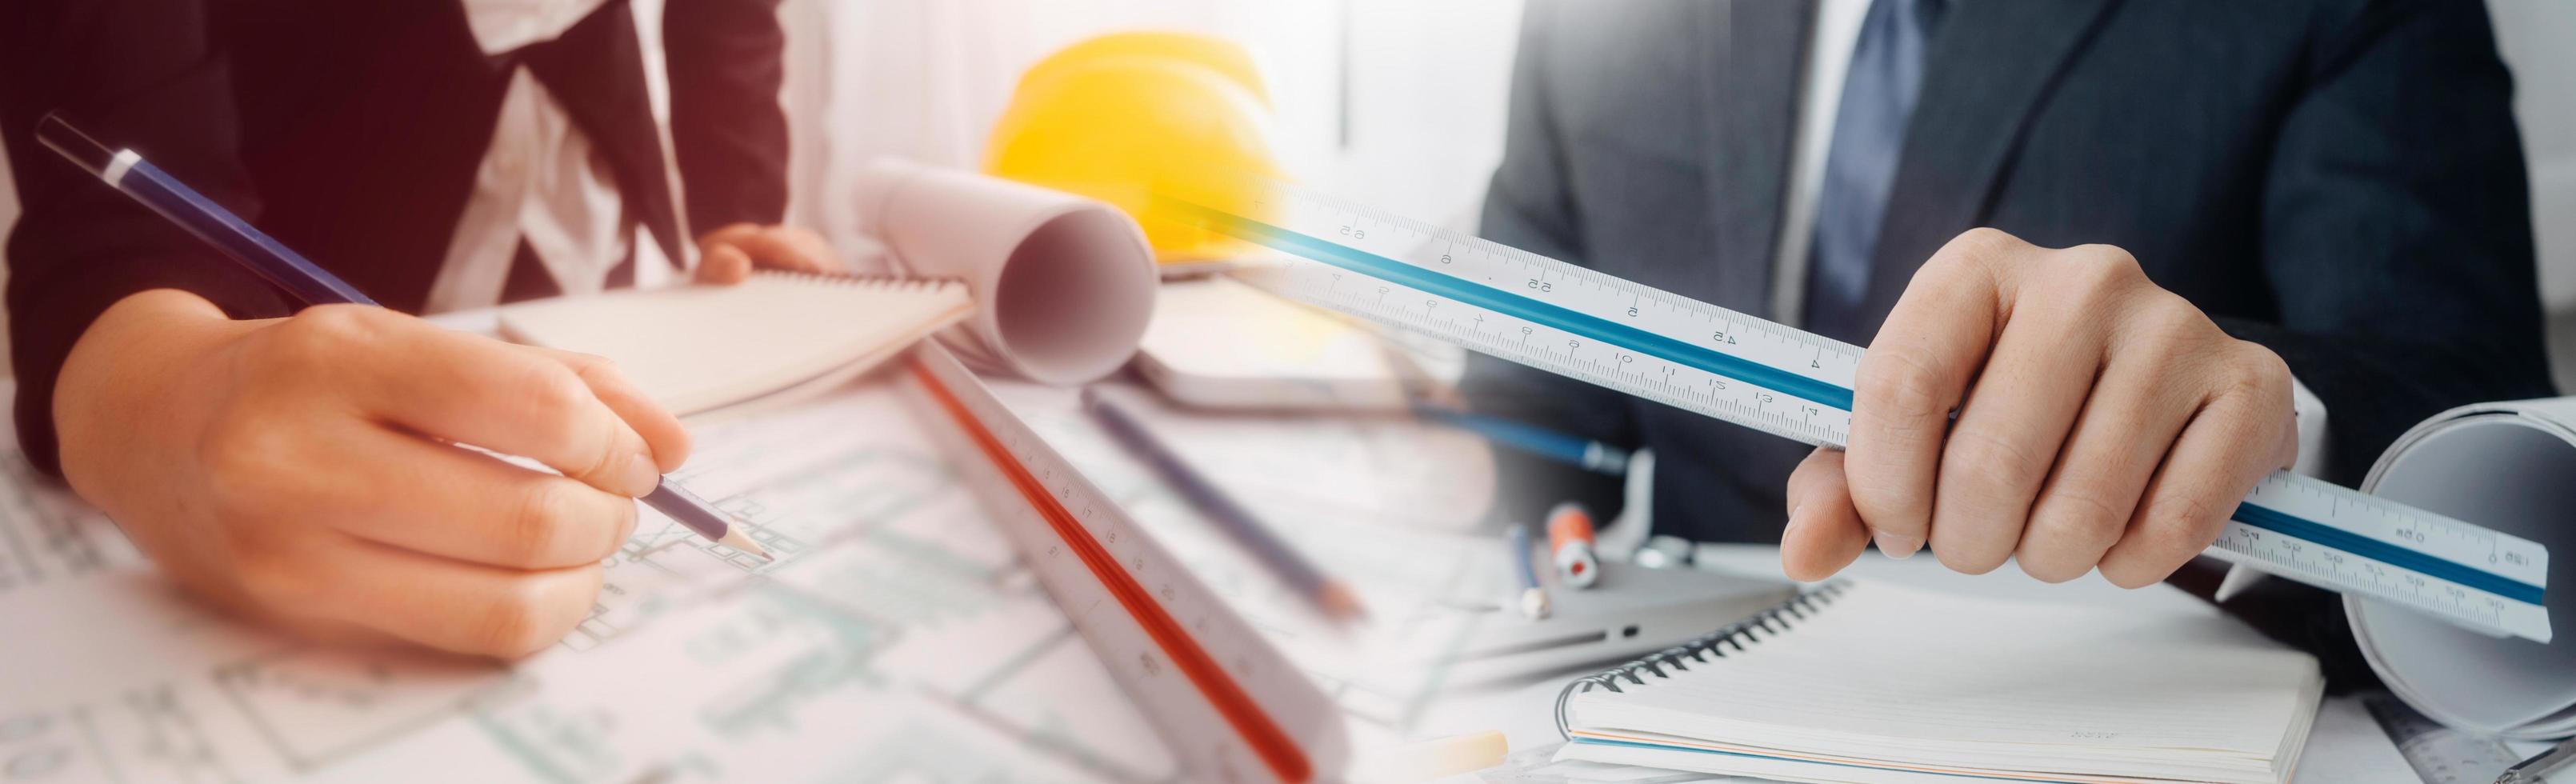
[496,272,972,416]
[1554,581,2326,784]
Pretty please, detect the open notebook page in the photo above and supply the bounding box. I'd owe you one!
[498,273,972,416]
[1563,582,2323,784]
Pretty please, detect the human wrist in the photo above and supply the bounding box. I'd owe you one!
[53,289,258,500]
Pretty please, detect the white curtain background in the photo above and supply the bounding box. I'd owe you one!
[773,0,1526,256]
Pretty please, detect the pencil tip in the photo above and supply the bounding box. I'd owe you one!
[717,528,778,564]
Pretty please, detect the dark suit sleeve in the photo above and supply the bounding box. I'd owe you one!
[664,0,790,236]
[2213,0,2550,690]
[1465,0,1642,526]
[2,0,291,477]
[2240,0,2554,482]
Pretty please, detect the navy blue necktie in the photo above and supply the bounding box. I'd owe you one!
[1804,0,1945,345]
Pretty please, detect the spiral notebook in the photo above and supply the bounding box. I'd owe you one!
[497,272,973,415]
[1553,581,2326,784]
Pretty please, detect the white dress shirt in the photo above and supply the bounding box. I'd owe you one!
[428,0,678,313]
[1764,0,2329,479]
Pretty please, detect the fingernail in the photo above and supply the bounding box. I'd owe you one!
[618,453,663,497]
[1873,530,1924,559]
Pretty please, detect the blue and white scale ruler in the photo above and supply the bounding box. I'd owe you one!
[1158,186,2553,644]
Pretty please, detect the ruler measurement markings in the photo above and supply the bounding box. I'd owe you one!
[2212,533,2534,630]
[1179,188,2554,642]
[1248,244,1854,444]
[907,354,1335,782]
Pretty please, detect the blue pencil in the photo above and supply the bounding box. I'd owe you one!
[1506,523,1548,619]
[35,113,774,563]
[1414,406,1631,476]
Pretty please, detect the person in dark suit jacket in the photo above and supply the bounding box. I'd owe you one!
[1470,0,2551,680]
[0,0,834,657]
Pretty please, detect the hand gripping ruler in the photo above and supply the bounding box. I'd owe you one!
[1154,186,2550,643]
[902,344,1350,782]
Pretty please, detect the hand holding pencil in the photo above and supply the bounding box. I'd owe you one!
[58,294,691,657]
[36,115,760,658]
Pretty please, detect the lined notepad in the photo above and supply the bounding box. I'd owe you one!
[497,273,972,416]
[1555,582,2325,784]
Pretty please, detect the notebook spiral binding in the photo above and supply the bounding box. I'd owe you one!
[1553,581,1852,738]
[753,269,967,294]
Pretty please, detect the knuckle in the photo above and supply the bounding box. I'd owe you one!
[260,305,382,368]
[197,416,297,510]
[2057,246,2140,301]
[503,362,610,462]
[2142,493,2230,555]
[2018,495,2129,584]
[1947,226,2022,261]
[506,482,586,566]
[1846,466,1931,526]
[601,501,639,559]
[2114,294,2217,367]
[513,361,593,418]
[1920,228,2028,286]
[468,579,567,657]
[230,543,316,608]
[2220,343,2294,402]
[1946,430,2049,495]
[2038,485,2131,543]
[557,352,625,388]
[2075,244,2143,282]
[467,591,543,657]
[1855,349,1954,422]
[2137,294,2210,342]
[1913,261,1973,297]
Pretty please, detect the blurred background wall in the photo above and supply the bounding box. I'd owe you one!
[769,0,1524,256]
[0,0,2570,388]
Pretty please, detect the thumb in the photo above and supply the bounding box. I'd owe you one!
[1782,447,1873,582]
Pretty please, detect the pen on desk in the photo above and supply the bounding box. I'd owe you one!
[1506,523,1549,620]
[35,113,775,563]
[1546,502,1599,590]
[1082,386,1365,621]
[2499,737,2576,784]
[1413,406,1630,477]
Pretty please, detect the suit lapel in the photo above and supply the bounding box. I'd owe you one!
[520,1,686,271]
[1702,0,1813,318]
[1857,0,2121,332]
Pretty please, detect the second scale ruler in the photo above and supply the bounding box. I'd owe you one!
[1155,186,2554,644]
[902,344,1350,782]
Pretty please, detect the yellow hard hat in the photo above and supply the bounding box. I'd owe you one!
[984,32,1282,262]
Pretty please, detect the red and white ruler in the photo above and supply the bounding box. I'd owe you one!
[901,344,1350,782]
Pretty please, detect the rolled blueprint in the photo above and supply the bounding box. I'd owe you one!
[2354,398,2576,738]
[854,158,1158,386]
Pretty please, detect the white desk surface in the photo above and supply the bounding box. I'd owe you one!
[4,306,2547,781]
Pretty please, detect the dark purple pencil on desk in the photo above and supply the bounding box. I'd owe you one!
[35,113,774,563]
[1082,386,1363,621]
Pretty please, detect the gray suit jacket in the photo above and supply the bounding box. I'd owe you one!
[1469,0,2551,682]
